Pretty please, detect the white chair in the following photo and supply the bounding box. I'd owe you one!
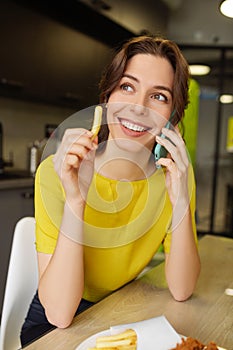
[0,217,38,350]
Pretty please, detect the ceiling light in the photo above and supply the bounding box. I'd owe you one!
[189,65,211,76]
[219,0,233,18]
[220,94,233,104]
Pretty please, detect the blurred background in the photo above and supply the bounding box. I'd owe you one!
[0,0,232,235]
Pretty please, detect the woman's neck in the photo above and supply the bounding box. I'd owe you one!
[95,143,156,181]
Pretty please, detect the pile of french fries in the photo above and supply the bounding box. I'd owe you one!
[88,329,137,349]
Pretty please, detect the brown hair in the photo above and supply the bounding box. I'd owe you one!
[98,35,190,145]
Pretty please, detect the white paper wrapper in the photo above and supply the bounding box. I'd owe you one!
[110,315,181,350]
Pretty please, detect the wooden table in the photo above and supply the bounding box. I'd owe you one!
[25,235,233,350]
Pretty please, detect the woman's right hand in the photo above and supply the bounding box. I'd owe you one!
[53,128,97,204]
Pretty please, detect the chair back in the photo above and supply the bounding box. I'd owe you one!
[0,217,38,350]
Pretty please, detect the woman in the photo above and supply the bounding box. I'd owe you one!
[21,35,200,346]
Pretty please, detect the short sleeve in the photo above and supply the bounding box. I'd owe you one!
[35,155,65,254]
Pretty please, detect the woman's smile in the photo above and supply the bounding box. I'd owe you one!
[118,117,151,137]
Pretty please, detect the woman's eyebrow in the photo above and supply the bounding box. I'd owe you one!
[122,74,173,97]
[122,73,139,83]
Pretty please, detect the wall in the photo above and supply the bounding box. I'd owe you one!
[0,97,76,170]
[0,1,115,171]
[0,0,112,109]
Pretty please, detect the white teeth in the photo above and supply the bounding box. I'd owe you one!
[121,120,147,132]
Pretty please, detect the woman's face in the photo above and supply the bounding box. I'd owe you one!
[107,54,174,152]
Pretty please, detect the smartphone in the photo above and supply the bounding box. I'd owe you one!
[154,122,171,163]
[154,111,175,165]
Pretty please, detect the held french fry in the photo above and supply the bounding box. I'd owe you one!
[91,105,102,140]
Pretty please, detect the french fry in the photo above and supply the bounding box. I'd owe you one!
[87,329,137,349]
[91,105,102,140]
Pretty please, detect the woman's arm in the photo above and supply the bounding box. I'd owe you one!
[156,127,201,301]
[164,206,200,301]
[37,129,97,328]
[38,202,85,328]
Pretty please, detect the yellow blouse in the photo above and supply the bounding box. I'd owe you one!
[35,155,197,302]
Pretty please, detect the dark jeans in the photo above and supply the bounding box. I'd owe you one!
[20,291,94,348]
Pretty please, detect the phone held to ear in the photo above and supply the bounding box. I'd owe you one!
[154,121,171,165]
[154,111,175,167]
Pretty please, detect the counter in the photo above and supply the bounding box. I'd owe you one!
[0,170,34,189]
[0,177,34,190]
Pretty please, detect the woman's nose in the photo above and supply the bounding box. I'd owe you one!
[130,101,148,116]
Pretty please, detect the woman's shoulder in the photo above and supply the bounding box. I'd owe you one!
[36,154,57,179]
[38,154,54,171]
[35,155,64,193]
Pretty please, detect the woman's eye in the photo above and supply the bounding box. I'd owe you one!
[120,83,134,92]
[152,93,168,102]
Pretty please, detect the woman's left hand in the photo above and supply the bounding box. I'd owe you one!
[156,127,190,209]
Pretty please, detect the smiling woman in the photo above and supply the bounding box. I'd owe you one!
[20,35,200,347]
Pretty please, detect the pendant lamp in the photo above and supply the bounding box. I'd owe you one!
[219,0,233,18]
